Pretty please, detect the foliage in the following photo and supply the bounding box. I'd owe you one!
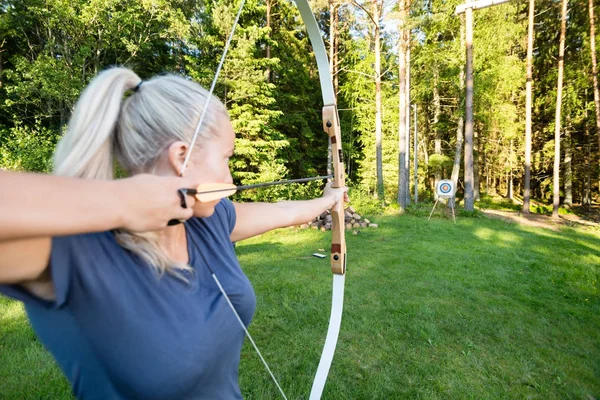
[0,0,598,206]
[346,185,386,216]
[428,153,453,169]
[0,122,60,172]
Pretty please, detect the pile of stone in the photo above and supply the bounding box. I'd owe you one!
[299,206,378,231]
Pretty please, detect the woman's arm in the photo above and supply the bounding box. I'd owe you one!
[0,171,197,284]
[231,185,347,242]
[0,171,196,240]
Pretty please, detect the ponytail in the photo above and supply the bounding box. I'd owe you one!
[53,68,140,179]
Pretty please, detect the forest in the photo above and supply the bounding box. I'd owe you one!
[1,0,598,215]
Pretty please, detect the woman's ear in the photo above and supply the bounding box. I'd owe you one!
[166,141,189,176]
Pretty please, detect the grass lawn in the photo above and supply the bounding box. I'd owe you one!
[1,214,599,399]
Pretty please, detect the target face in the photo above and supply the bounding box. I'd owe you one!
[436,180,455,198]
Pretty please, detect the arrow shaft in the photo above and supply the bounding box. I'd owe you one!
[188,174,333,196]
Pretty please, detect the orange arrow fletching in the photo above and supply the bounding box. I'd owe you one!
[193,183,237,202]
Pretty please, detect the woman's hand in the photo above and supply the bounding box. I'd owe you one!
[323,182,349,208]
[0,171,201,240]
[116,174,199,232]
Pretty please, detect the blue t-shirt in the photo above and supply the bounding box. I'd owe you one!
[0,199,256,399]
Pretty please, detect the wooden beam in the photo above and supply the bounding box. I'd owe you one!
[455,0,511,15]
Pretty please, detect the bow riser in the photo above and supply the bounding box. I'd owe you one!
[323,104,346,276]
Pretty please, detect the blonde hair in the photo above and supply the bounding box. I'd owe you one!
[53,67,228,278]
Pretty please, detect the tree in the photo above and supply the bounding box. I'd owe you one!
[589,0,600,173]
[463,3,475,211]
[523,0,535,214]
[553,0,568,218]
[397,0,410,209]
[373,0,384,200]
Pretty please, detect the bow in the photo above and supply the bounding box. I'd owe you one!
[180,0,347,398]
[294,2,347,399]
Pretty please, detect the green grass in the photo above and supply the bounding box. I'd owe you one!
[0,297,72,399]
[1,216,599,399]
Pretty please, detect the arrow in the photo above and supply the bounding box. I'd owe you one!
[186,174,333,202]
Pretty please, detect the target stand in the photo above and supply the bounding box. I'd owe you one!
[428,179,456,223]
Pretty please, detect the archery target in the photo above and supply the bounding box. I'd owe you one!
[436,180,455,198]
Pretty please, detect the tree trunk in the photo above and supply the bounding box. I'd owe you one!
[587,123,592,209]
[590,0,600,169]
[0,44,3,89]
[464,4,475,211]
[484,146,489,194]
[523,0,535,214]
[553,0,568,219]
[414,104,419,203]
[433,68,442,198]
[405,44,411,205]
[334,6,339,96]
[564,124,573,206]
[451,116,464,207]
[266,0,272,83]
[506,139,513,199]
[374,0,384,201]
[451,24,466,206]
[397,0,408,209]
[474,128,480,200]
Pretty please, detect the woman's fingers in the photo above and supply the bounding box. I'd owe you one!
[116,174,199,231]
[323,182,349,205]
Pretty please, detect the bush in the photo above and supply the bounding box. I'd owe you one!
[347,186,386,216]
[0,123,60,172]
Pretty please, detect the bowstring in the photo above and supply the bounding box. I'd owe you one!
[179,0,288,397]
[180,0,246,176]
[189,227,288,400]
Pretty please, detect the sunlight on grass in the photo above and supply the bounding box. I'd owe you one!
[0,299,25,324]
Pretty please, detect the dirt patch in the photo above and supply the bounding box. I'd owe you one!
[481,207,600,232]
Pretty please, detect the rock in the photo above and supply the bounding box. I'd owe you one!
[368,223,378,228]
[300,224,309,229]
[347,206,356,213]
[352,213,361,220]
[352,222,360,228]
[324,214,332,223]
[345,223,353,230]
[364,218,370,224]
[360,222,368,228]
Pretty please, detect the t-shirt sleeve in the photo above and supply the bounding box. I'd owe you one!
[0,236,74,309]
[218,198,237,235]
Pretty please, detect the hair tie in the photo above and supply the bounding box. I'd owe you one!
[133,80,143,92]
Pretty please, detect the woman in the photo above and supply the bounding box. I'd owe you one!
[0,67,346,399]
